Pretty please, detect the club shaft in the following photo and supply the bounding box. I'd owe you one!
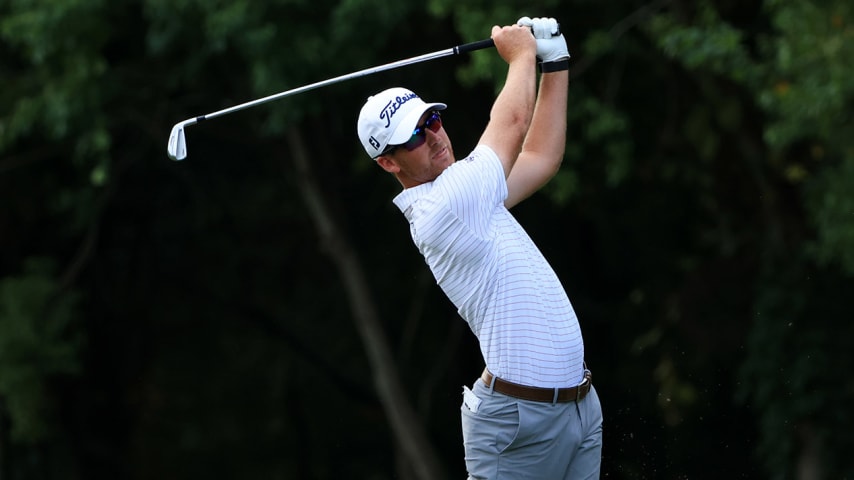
[198,38,495,123]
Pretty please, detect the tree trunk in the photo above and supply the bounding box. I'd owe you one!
[0,397,5,480]
[283,128,445,480]
[797,422,822,480]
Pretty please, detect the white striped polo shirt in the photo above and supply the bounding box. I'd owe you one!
[393,145,585,388]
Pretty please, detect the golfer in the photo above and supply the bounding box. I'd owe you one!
[357,18,602,479]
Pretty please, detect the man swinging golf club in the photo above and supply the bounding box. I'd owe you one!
[357,17,603,479]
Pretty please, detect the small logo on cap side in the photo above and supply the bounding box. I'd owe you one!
[380,93,418,128]
[369,136,380,150]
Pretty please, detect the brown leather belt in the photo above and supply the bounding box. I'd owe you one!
[481,369,593,403]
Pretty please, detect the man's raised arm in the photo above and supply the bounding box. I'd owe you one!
[505,17,570,208]
[477,24,538,178]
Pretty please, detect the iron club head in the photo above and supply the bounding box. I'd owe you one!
[167,119,197,161]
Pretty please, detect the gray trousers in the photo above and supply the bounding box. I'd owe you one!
[461,377,603,479]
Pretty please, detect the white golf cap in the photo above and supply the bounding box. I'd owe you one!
[357,87,446,159]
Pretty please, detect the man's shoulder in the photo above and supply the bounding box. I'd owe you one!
[392,183,433,215]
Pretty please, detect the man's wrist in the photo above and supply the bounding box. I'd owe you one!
[540,59,570,73]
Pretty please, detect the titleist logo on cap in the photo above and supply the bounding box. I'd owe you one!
[380,93,418,128]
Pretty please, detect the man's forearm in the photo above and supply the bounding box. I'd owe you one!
[490,59,538,134]
[522,70,568,162]
[483,56,537,174]
[502,68,568,208]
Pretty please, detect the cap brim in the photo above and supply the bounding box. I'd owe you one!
[386,102,447,146]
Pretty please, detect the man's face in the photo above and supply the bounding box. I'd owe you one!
[377,110,455,188]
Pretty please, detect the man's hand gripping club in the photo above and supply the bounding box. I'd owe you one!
[516,16,570,72]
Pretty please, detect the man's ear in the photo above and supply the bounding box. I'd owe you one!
[376,155,399,173]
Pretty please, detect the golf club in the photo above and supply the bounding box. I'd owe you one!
[167,38,496,161]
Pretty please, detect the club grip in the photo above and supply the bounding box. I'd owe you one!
[454,38,495,55]
[453,23,562,56]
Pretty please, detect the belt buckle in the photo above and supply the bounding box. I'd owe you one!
[577,371,591,402]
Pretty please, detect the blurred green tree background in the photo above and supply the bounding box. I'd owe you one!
[1,0,852,478]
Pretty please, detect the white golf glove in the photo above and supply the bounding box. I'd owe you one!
[517,16,570,64]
